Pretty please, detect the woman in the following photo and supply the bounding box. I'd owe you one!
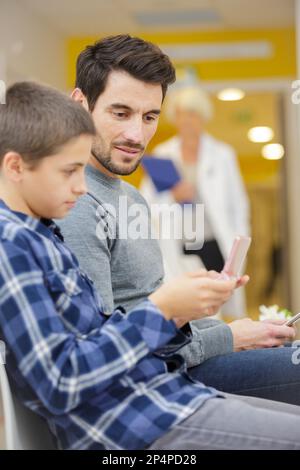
[141,85,250,318]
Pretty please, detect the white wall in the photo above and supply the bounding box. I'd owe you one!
[0,0,66,89]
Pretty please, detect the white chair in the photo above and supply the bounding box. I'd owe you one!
[0,362,56,450]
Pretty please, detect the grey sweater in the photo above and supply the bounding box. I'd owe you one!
[58,164,233,367]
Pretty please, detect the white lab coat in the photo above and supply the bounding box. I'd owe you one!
[141,133,250,317]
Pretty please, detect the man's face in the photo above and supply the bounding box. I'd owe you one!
[90,70,162,176]
[20,134,92,219]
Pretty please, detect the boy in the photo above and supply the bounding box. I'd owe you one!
[0,82,300,450]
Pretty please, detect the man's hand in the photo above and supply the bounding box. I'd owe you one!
[149,270,236,324]
[235,275,250,288]
[228,318,296,351]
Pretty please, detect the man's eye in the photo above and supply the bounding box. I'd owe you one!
[113,111,127,118]
[144,115,158,122]
[64,169,76,176]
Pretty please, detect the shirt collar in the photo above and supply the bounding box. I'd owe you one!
[0,199,64,241]
[86,164,121,189]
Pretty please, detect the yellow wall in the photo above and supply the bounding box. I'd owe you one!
[67,28,296,86]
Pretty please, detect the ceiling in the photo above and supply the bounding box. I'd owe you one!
[22,0,295,36]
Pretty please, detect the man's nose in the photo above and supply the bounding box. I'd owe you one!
[122,118,144,144]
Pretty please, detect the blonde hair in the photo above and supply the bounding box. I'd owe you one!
[165,85,213,123]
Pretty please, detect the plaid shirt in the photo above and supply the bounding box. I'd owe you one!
[0,200,217,450]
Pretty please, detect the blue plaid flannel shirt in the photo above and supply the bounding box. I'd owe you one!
[0,200,217,450]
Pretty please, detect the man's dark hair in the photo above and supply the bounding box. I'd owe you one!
[75,34,176,111]
[0,81,96,166]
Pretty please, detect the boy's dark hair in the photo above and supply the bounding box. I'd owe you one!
[76,34,176,111]
[0,81,96,166]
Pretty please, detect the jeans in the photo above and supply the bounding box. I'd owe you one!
[149,393,300,450]
[188,345,300,406]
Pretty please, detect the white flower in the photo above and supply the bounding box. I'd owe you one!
[259,304,292,321]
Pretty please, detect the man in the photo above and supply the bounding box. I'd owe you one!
[59,35,298,406]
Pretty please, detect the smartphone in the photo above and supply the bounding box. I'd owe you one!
[219,235,251,280]
[285,312,300,326]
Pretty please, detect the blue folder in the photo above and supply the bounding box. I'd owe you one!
[142,155,181,192]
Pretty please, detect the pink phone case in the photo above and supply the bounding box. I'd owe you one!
[220,236,251,279]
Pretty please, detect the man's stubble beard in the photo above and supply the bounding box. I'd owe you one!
[91,137,144,176]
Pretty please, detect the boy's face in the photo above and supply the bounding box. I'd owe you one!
[19,134,92,219]
[88,70,162,176]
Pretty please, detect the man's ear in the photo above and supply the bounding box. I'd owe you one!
[71,88,89,112]
[2,152,26,182]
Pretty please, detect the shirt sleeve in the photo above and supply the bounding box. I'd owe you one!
[0,236,183,416]
[178,318,234,368]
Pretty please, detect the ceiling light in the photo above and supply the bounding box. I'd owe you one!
[217,88,245,101]
[135,10,220,26]
[261,143,284,160]
[248,126,274,143]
